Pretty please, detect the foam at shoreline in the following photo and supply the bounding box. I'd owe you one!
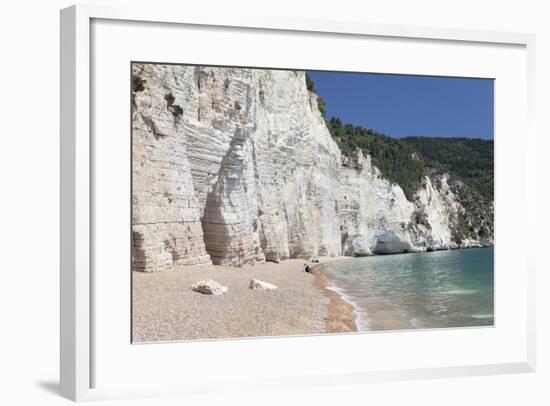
[310,259,359,334]
[324,285,366,331]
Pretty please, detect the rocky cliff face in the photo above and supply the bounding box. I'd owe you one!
[132,64,493,272]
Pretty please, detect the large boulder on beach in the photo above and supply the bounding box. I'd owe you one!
[191,279,228,295]
[249,279,277,290]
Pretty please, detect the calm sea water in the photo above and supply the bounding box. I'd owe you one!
[321,248,494,331]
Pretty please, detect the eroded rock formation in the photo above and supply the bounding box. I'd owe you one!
[132,64,493,272]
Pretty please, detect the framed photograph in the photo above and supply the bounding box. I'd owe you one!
[60,4,536,402]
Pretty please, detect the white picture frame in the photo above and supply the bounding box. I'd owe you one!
[60,3,537,402]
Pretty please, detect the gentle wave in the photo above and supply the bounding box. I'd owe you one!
[325,285,367,331]
[470,313,494,320]
[446,289,479,295]
[319,248,494,330]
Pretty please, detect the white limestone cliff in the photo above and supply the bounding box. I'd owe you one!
[132,64,492,272]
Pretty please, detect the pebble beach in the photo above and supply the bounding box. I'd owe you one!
[132,257,357,342]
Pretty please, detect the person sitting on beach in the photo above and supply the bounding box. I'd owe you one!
[303,263,311,273]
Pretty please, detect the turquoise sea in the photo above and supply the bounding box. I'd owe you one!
[321,248,494,331]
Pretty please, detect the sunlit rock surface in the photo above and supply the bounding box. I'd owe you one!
[132,64,492,272]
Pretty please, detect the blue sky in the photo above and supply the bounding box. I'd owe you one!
[307,71,494,140]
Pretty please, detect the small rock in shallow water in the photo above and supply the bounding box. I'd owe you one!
[249,279,277,290]
[191,279,228,295]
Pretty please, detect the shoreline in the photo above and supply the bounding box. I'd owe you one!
[369,244,494,257]
[310,260,359,333]
[133,248,492,342]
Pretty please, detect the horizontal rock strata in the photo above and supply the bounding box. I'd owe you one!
[132,64,493,272]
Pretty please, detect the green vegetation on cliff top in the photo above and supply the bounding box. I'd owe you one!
[326,117,493,202]
[326,117,426,200]
[400,136,493,201]
[305,74,494,202]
